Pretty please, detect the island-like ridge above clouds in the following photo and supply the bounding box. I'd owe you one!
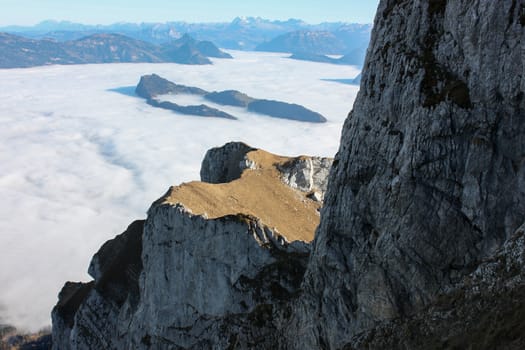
[135,74,327,122]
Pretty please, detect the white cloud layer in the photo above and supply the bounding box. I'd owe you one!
[0,51,360,331]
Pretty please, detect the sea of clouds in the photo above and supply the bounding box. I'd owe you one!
[0,50,360,331]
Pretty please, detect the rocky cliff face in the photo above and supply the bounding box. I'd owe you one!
[291,0,525,348]
[52,0,525,348]
[348,223,525,349]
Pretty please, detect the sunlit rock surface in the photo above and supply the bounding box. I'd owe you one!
[52,143,331,349]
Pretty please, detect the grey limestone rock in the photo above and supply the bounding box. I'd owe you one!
[346,223,525,349]
[291,0,525,348]
[52,203,309,349]
[200,142,256,183]
[278,156,333,201]
[126,204,309,348]
[52,220,144,350]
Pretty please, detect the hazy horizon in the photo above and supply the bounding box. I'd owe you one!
[0,0,379,26]
[0,16,374,28]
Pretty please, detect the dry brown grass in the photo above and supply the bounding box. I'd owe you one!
[160,149,321,242]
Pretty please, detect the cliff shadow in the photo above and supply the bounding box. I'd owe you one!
[321,78,359,86]
[107,86,138,98]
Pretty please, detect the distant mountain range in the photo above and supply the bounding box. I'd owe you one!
[255,29,369,66]
[0,33,231,68]
[255,29,367,54]
[0,18,372,51]
[0,18,372,68]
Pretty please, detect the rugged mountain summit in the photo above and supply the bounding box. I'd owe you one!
[52,143,332,349]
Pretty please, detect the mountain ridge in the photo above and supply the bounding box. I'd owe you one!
[0,32,231,68]
[0,18,372,50]
[135,73,328,123]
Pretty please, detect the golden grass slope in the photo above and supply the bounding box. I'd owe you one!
[159,149,322,243]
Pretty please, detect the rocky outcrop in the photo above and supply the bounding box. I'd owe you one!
[52,144,330,349]
[200,142,256,183]
[278,156,333,201]
[291,0,525,348]
[126,206,309,349]
[200,142,333,201]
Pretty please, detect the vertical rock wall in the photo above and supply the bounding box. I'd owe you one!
[294,0,525,348]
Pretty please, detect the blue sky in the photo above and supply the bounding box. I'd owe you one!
[0,0,380,26]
